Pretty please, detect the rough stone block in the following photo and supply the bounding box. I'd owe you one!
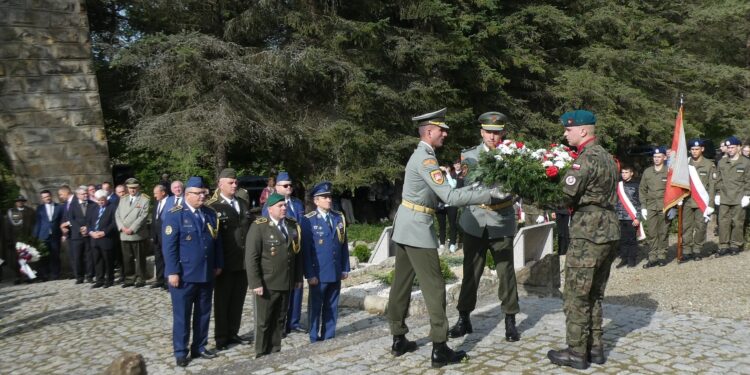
[0,43,20,58]
[0,63,5,77]
[53,75,95,91]
[50,127,83,143]
[515,253,562,298]
[23,76,47,92]
[48,13,81,28]
[44,92,87,109]
[0,111,35,130]
[64,142,103,158]
[18,44,52,59]
[44,28,88,44]
[1,93,45,111]
[3,9,38,26]
[38,60,90,75]
[8,60,40,76]
[31,0,78,12]
[0,0,28,8]
[0,77,24,94]
[8,127,52,146]
[51,43,90,59]
[0,26,30,42]
[15,144,66,160]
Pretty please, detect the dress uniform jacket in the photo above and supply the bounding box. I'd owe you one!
[392,141,492,248]
[302,210,350,283]
[245,217,303,291]
[162,205,224,283]
[208,196,252,272]
[459,143,516,239]
[115,194,150,241]
[639,166,668,211]
[685,157,716,209]
[715,156,750,205]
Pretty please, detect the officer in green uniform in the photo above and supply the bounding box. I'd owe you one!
[448,111,520,342]
[714,136,750,256]
[207,168,252,350]
[547,110,620,370]
[387,108,508,368]
[245,193,303,358]
[681,139,716,262]
[3,196,35,284]
[639,146,671,268]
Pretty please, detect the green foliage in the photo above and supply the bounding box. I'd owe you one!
[352,244,372,263]
[347,222,391,243]
[382,257,456,286]
[486,252,496,270]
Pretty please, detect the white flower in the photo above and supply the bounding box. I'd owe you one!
[554,161,567,169]
[542,160,553,167]
[494,154,504,162]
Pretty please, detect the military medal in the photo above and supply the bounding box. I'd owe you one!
[319,239,323,245]
[186,234,191,241]
[164,225,173,235]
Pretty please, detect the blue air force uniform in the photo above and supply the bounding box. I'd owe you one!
[302,182,351,342]
[163,177,224,360]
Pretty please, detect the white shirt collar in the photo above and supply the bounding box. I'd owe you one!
[270,217,282,227]
[317,208,329,218]
[185,202,198,213]
[220,193,235,204]
[483,143,491,152]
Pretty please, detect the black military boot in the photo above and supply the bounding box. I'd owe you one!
[431,342,467,368]
[547,347,589,370]
[642,260,659,269]
[716,248,729,257]
[730,247,740,255]
[448,312,472,338]
[615,257,628,268]
[391,335,417,357]
[504,314,520,342]
[588,345,605,365]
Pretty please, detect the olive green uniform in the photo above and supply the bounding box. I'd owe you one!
[560,140,620,355]
[388,141,493,343]
[639,165,669,262]
[4,206,35,279]
[455,143,519,316]
[207,195,252,347]
[714,156,750,251]
[682,157,715,256]
[245,216,302,356]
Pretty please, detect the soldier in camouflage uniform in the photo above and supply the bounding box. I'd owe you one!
[387,108,508,368]
[639,146,672,268]
[547,110,620,370]
[448,111,520,342]
[714,136,750,256]
[681,139,716,262]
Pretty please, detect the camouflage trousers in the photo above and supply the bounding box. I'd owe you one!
[682,206,707,256]
[563,239,618,354]
[718,204,745,250]
[644,211,670,262]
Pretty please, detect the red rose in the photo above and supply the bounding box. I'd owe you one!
[550,143,558,147]
[569,151,579,159]
[515,141,524,149]
[545,166,559,179]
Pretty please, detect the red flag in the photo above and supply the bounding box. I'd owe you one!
[664,106,690,211]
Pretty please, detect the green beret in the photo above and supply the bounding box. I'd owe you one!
[560,110,596,127]
[266,192,285,207]
[218,168,237,179]
[477,111,509,131]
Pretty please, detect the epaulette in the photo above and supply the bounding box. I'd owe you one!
[168,205,182,213]
[254,217,268,224]
[304,211,317,219]
[285,216,297,223]
[140,193,150,200]
[330,209,342,216]
[462,145,478,153]
[205,196,218,206]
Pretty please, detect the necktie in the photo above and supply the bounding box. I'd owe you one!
[95,207,104,231]
[130,197,134,206]
[195,209,204,227]
[228,199,239,214]
[278,223,288,240]
[286,199,294,216]
[326,214,333,230]
[176,197,181,206]
[156,200,163,218]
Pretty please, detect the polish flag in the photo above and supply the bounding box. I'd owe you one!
[664,106,690,211]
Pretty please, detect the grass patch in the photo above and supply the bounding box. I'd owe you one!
[352,244,372,263]
[347,221,392,243]
[381,257,456,286]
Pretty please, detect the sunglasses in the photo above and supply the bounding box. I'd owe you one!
[277,184,293,188]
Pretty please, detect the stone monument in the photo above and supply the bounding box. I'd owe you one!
[0,0,111,202]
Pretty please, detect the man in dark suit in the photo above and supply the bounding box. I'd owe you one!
[67,186,94,284]
[162,180,185,218]
[151,184,168,289]
[33,190,64,280]
[102,181,119,206]
[87,189,118,288]
[207,168,252,350]
[247,193,303,358]
[163,176,223,367]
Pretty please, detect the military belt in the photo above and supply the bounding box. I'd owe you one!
[479,200,514,211]
[401,200,435,214]
[575,205,612,212]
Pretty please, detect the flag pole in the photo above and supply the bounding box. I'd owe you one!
[676,94,684,262]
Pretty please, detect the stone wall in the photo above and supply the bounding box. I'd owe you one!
[0,0,111,203]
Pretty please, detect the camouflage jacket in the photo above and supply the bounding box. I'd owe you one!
[561,139,620,244]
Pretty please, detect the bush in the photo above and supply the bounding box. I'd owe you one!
[485,251,495,270]
[352,244,371,263]
[383,257,456,286]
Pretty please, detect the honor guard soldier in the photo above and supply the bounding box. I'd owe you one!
[714,136,750,256]
[163,176,224,367]
[681,139,716,262]
[387,108,509,368]
[207,168,252,350]
[302,181,351,343]
[546,110,620,370]
[449,111,520,342]
[246,193,303,358]
[4,195,35,284]
[640,146,671,268]
[262,171,306,335]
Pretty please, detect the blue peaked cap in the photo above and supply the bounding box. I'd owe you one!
[186,176,204,189]
[276,171,292,183]
[311,181,333,197]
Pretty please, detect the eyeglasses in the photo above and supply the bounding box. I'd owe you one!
[277,184,293,188]
[187,191,208,196]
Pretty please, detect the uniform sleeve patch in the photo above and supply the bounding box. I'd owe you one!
[430,169,445,185]
[423,158,438,167]
[565,176,577,185]
[164,225,173,235]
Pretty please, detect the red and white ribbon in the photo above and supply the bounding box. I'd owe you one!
[617,181,646,240]
[688,165,710,214]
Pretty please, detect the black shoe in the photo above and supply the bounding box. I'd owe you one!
[92,283,104,288]
[730,247,740,255]
[150,282,164,289]
[122,283,134,288]
[13,279,22,285]
[589,345,605,365]
[134,282,145,288]
[505,314,520,342]
[658,260,667,267]
[716,249,729,257]
[289,327,307,334]
[86,278,94,283]
[678,255,692,264]
[642,261,658,269]
[216,342,228,351]
[693,255,702,261]
[547,347,589,370]
[229,335,250,345]
[175,357,189,367]
[104,283,112,288]
[615,258,628,268]
[431,342,468,368]
[627,258,637,268]
[75,279,84,284]
[192,349,218,359]
[116,278,125,284]
[448,312,473,338]
[391,335,418,357]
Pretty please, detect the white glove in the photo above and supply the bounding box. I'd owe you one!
[704,206,715,217]
[677,199,683,206]
[535,215,545,224]
[641,209,648,220]
[715,195,721,205]
[742,196,750,208]
[666,207,677,220]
